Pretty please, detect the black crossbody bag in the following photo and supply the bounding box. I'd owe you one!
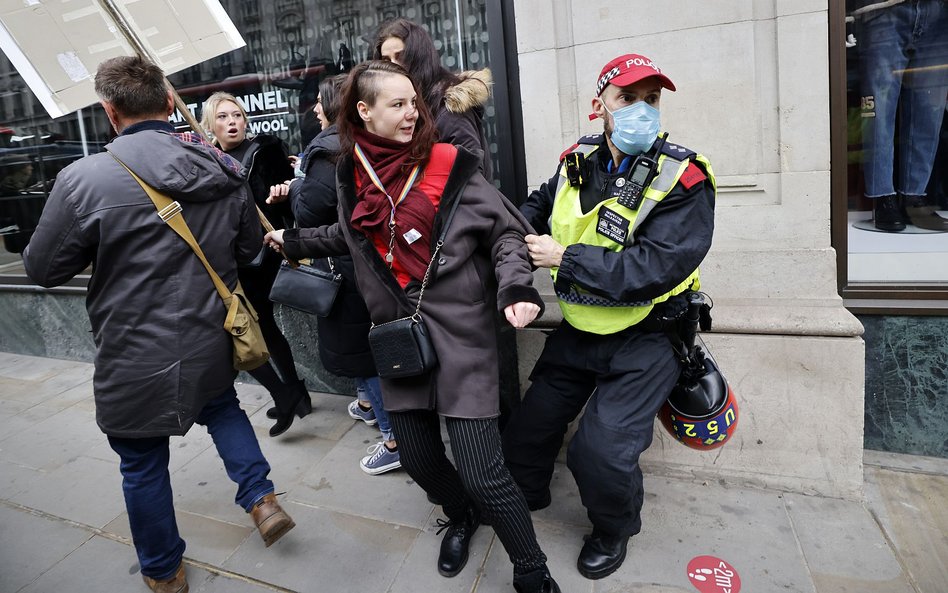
[367,186,462,379]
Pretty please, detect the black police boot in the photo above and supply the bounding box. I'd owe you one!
[577,528,629,580]
[903,194,948,231]
[436,506,480,577]
[513,566,561,593]
[872,194,906,232]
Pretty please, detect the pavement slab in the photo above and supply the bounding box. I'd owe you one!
[864,464,948,593]
[2,352,947,593]
[0,504,93,593]
[222,501,419,592]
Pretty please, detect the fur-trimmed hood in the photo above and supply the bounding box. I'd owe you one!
[444,69,492,114]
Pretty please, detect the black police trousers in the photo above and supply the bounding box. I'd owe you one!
[502,321,680,538]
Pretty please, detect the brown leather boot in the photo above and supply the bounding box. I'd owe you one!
[142,562,188,593]
[250,493,295,547]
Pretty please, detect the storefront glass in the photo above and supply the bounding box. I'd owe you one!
[844,0,948,284]
[0,0,503,279]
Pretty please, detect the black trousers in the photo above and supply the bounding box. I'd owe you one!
[388,410,547,574]
[238,252,300,392]
[502,322,680,538]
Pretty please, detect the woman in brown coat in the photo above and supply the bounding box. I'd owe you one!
[264,61,559,593]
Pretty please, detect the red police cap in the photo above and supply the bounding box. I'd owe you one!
[595,54,676,96]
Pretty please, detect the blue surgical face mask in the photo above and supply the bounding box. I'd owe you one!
[604,101,660,156]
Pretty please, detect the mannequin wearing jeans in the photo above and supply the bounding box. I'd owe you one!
[856,0,948,231]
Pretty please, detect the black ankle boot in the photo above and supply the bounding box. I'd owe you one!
[436,506,480,577]
[903,194,948,231]
[577,529,629,580]
[266,379,311,419]
[269,380,307,437]
[872,194,906,232]
[513,566,560,593]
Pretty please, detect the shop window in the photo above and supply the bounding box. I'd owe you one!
[842,0,948,287]
[0,0,516,285]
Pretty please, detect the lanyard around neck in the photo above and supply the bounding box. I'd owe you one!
[354,142,422,266]
[353,143,421,225]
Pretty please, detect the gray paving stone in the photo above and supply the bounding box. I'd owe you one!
[0,504,93,593]
[36,379,94,411]
[251,424,337,498]
[104,509,254,567]
[294,424,436,529]
[0,364,92,405]
[190,570,279,593]
[0,353,87,381]
[223,500,418,592]
[588,476,815,593]
[17,534,140,593]
[0,404,103,471]
[9,454,125,528]
[784,492,912,593]
[0,458,41,500]
[863,466,948,593]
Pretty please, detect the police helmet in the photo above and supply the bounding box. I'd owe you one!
[658,337,739,450]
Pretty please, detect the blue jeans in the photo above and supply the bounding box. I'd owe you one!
[857,0,948,197]
[108,386,274,580]
[355,376,393,441]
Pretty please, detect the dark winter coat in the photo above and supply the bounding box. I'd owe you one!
[227,135,294,312]
[290,125,375,377]
[436,69,494,181]
[231,134,294,229]
[23,122,261,437]
[281,145,544,418]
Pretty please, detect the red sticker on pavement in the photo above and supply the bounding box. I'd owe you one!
[687,556,741,593]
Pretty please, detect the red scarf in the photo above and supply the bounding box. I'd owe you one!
[350,128,436,283]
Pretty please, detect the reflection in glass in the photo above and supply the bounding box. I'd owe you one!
[1,0,499,276]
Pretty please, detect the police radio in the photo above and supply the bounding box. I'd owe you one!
[615,132,668,210]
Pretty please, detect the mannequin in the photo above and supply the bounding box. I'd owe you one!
[855,0,948,231]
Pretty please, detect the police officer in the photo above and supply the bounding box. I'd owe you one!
[502,53,716,580]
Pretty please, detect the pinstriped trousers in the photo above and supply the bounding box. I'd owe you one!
[389,410,548,574]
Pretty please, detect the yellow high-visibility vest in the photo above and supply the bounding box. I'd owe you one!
[550,144,715,335]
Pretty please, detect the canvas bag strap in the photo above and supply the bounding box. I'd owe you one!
[107,151,232,304]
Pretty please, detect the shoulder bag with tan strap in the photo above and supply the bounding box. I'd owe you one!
[108,151,270,371]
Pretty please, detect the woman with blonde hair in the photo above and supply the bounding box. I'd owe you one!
[200,92,309,437]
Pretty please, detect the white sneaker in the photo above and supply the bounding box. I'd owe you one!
[360,442,401,475]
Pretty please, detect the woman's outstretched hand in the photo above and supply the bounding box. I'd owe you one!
[504,302,540,329]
